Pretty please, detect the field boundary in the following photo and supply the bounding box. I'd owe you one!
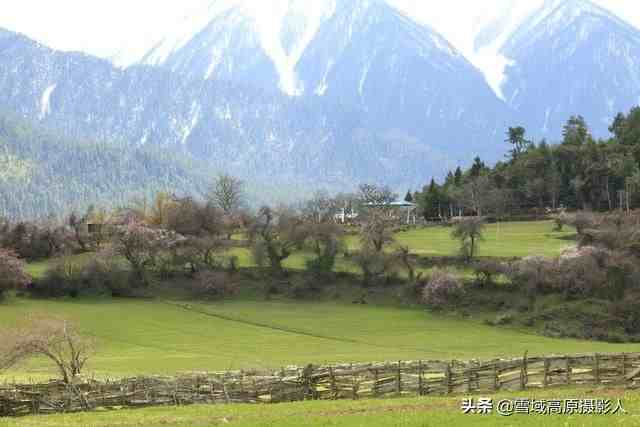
[2,352,640,417]
[164,301,447,354]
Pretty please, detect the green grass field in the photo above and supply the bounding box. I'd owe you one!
[342,220,575,258]
[1,298,637,380]
[1,220,597,424]
[2,387,636,426]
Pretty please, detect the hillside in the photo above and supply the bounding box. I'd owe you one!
[0,113,208,220]
[500,0,640,137]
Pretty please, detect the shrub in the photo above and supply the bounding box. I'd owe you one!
[33,257,84,298]
[569,212,597,236]
[80,253,131,297]
[472,260,505,288]
[611,293,640,335]
[353,248,392,287]
[552,213,567,232]
[191,271,238,300]
[485,312,515,326]
[506,256,557,298]
[0,249,31,300]
[305,223,343,277]
[557,248,609,298]
[421,269,464,307]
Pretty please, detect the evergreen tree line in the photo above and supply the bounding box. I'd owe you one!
[415,109,640,219]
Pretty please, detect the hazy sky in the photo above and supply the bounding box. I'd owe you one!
[2,0,640,61]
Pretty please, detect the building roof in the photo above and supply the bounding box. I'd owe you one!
[364,201,416,207]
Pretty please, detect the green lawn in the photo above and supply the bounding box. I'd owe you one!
[2,387,636,426]
[346,221,575,258]
[1,298,636,380]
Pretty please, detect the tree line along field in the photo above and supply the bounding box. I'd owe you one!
[22,220,575,280]
[188,221,575,275]
[2,387,637,427]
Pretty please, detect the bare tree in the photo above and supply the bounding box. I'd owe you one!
[461,176,492,217]
[248,206,308,275]
[451,217,486,262]
[358,184,397,205]
[67,211,90,252]
[360,208,395,253]
[301,190,339,224]
[209,174,245,215]
[112,222,185,286]
[0,317,94,384]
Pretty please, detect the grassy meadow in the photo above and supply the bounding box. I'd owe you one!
[1,298,637,380]
[2,387,637,426]
[1,220,589,380]
[4,219,618,427]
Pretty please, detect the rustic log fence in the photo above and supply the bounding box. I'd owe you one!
[2,352,640,417]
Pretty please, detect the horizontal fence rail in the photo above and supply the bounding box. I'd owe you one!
[2,352,640,417]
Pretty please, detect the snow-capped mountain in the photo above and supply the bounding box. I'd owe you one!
[294,0,508,148]
[136,0,339,95]
[142,6,281,92]
[135,0,508,154]
[2,0,640,210]
[0,0,507,198]
[498,0,640,137]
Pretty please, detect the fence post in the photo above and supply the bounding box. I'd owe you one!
[444,362,453,394]
[493,363,499,391]
[396,361,402,396]
[373,368,379,397]
[565,357,571,385]
[543,358,549,388]
[329,367,337,400]
[351,364,358,400]
[594,353,600,385]
[520,351,528,390]
[621,353,627,380]
[418,361,424,396]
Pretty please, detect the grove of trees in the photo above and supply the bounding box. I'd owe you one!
[415,110,640,219]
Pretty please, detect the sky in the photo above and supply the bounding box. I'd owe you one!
[0,0,640,57]
[2,0,640,65]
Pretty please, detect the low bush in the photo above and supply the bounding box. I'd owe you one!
[32,257,84,298]
[421,269,464,308]
[190,271,238,300]
[506,256,557,298]
[0,248,31,301]
[30,252,132,298]
[472,260,505,288]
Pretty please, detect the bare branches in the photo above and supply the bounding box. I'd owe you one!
[0,316,95,384]
[208,174,245,215]
[451,217,486,262]
[248,207,309,275]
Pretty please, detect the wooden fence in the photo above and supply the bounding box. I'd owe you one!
[2,352,640,417]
